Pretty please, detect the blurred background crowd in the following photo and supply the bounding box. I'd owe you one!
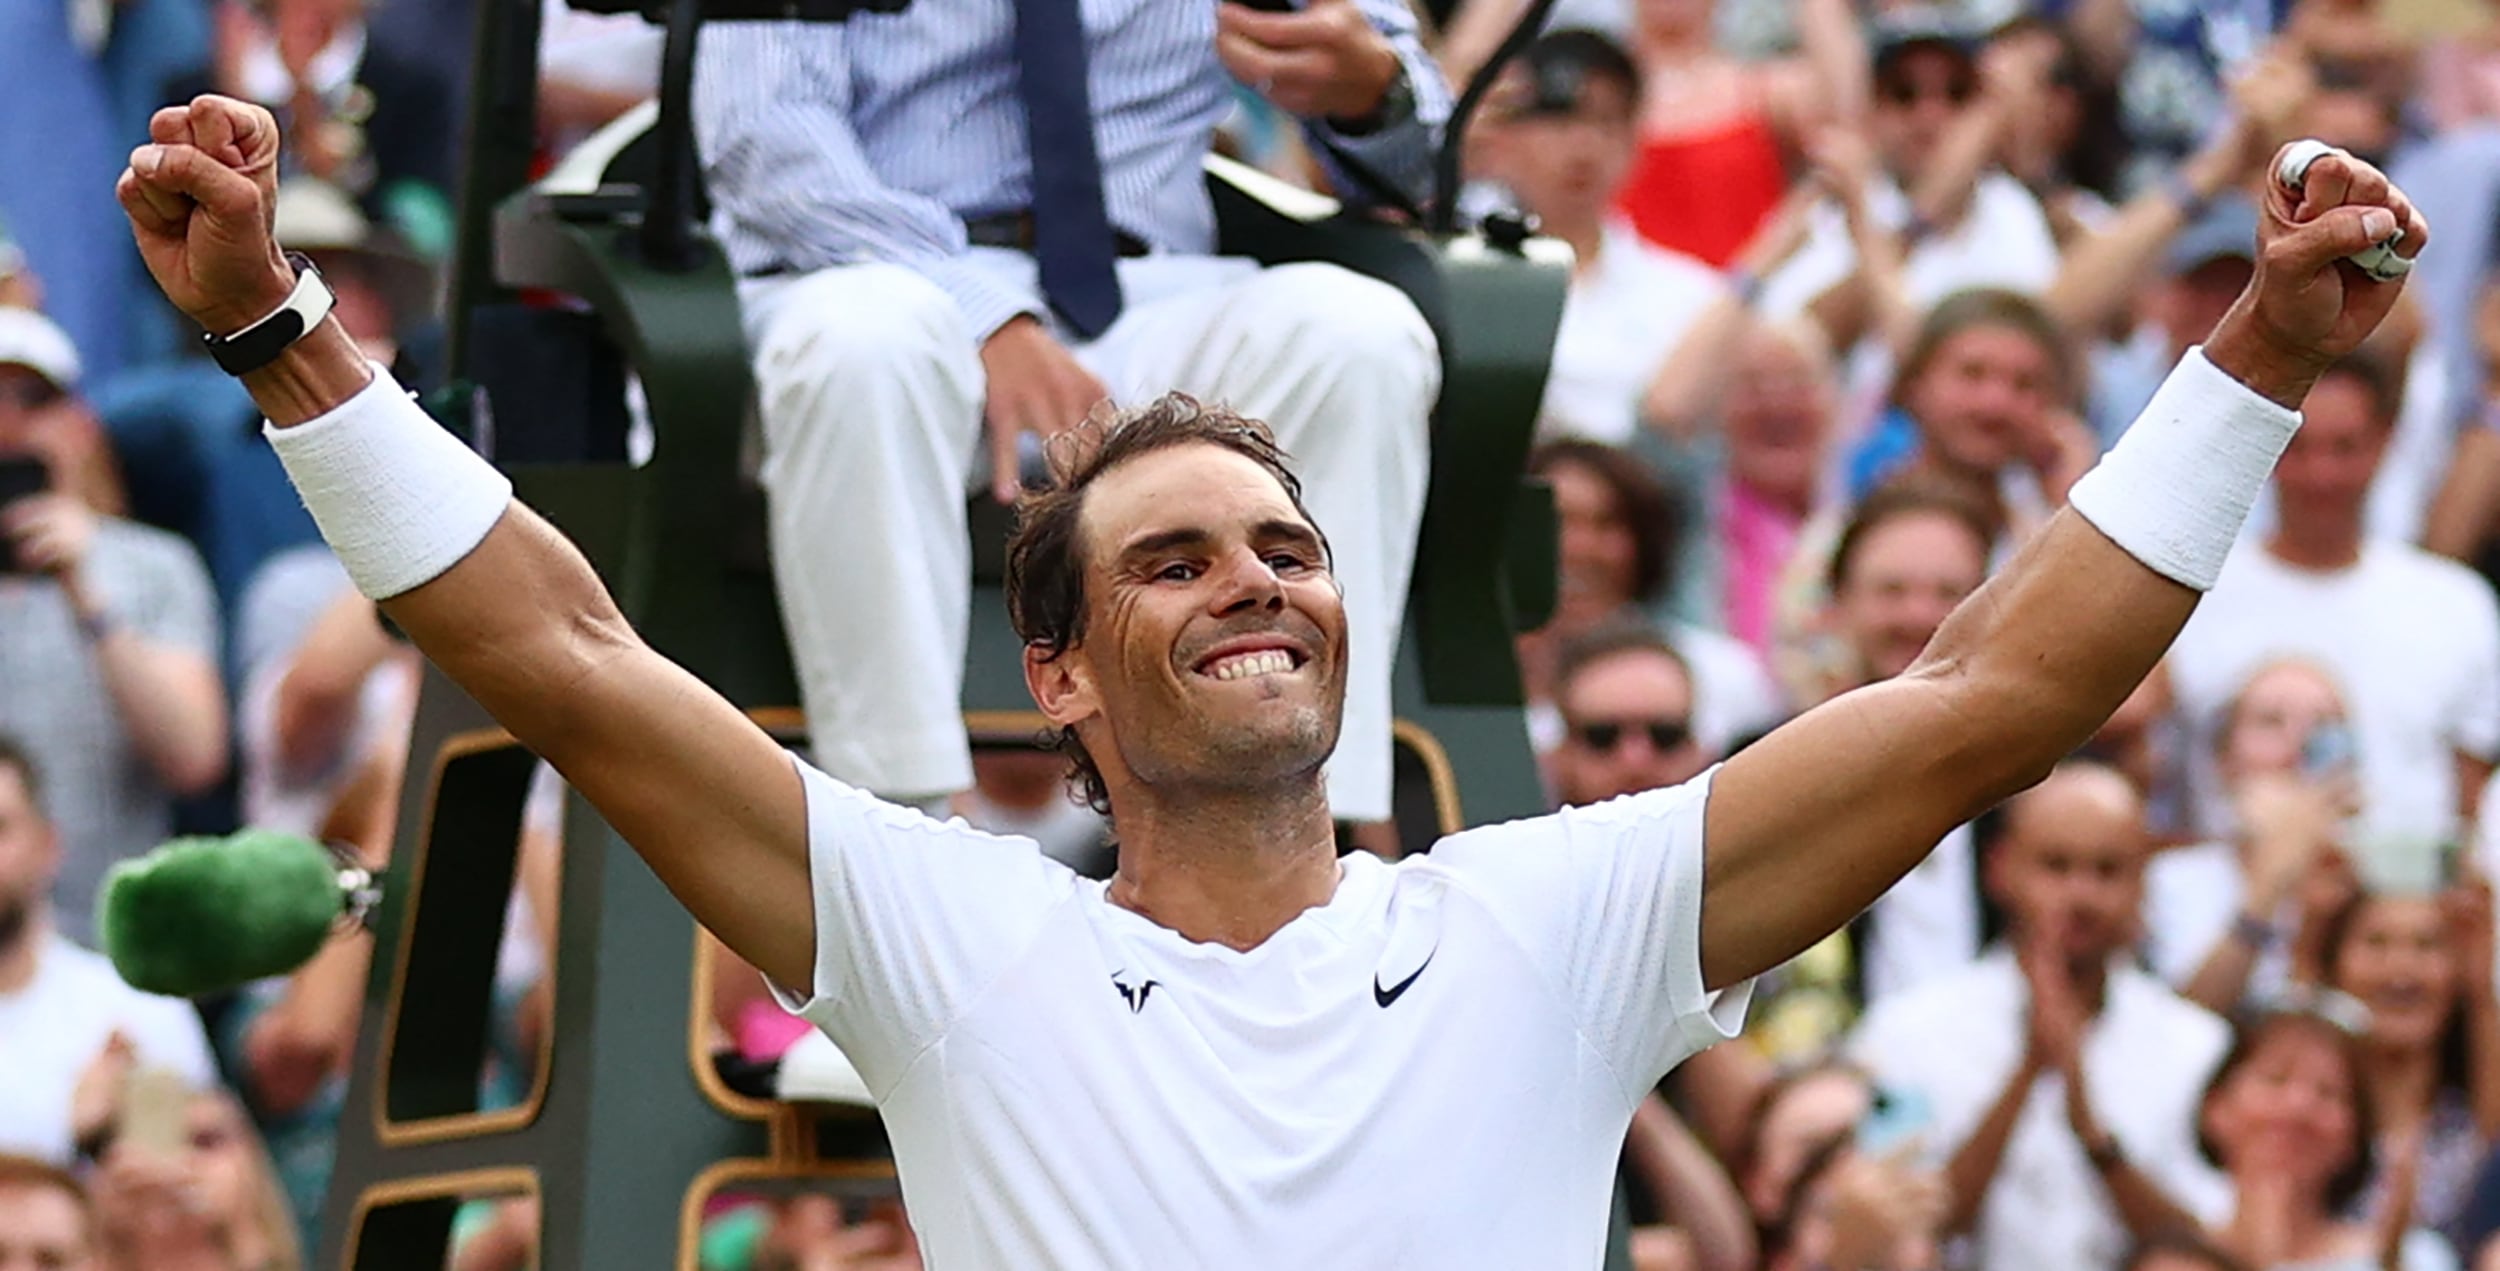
[8,0,2500,1268]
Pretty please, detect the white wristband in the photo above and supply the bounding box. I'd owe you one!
[2066,346,2302,592]
[263,366,514,600]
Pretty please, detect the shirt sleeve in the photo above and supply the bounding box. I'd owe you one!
[109,530,220,658]
[1301,0,1451,213]
[692,23,1041,340]
[775,757,1078,1093]
[1429,768,1752,1105]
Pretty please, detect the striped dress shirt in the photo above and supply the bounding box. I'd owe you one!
[691,0,1451,340]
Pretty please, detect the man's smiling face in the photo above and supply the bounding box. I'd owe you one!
[1056,441,1348,799]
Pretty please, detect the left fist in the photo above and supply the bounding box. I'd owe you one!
[2205,141,2429,407]
[1217,0,1401,123]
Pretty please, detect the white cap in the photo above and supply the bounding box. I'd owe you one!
[0,306,80,390]
[273,177,373,254]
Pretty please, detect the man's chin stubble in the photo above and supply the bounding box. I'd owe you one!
[0,897,29,960]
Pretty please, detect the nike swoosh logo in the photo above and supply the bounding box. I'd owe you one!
[1373,950,1434,1008]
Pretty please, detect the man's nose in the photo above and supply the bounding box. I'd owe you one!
[1209,547,1285,614]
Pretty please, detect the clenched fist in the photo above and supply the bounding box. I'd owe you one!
[2205,142,2429,408]
[115,95,296,336]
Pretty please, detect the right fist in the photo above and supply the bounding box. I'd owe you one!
[114,95,295,336]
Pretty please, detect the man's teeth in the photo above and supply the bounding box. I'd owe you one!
[1207,649,1295,680]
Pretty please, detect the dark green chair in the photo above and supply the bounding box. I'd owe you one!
[315,1,1570,1267]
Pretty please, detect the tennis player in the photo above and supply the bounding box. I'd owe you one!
[118,94,2424,1268]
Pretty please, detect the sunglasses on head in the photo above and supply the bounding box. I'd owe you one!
[1570,717,1692,753]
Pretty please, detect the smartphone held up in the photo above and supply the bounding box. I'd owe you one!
[0,454,45,576]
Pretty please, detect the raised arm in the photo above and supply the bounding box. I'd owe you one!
[116,96,817,991]
[1695,142,2429,990]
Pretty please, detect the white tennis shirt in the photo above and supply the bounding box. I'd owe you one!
[777,758,1753,1269]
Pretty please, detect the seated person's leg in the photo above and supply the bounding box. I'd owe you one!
[1107,261,1437,825]
[743,265,986,805]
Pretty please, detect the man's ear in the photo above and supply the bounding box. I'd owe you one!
[1025,643,1100,730]
[1979,835,2012,911]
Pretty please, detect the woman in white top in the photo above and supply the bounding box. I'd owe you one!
[2195,1006,2457,1271]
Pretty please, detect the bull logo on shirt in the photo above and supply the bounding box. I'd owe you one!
[1110,972,1159,1014]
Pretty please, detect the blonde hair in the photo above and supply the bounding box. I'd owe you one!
[2212,655,2350,759]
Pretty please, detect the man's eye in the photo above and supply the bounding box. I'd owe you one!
[1157,562,1200,583]
[1265,552,1311,573]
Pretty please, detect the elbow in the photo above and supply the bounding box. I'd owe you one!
[244,1018,350,1116]
[159,733,232,796]
[271,692,353,777]
[1902,654,2073,817]
[496,608,647,768]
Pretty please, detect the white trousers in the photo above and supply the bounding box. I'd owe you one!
[741,251,1438,821]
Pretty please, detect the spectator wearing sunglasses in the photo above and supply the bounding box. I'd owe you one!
[1541,617,1761,1271]
[1546,618,1709,810]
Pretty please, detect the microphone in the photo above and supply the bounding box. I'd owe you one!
[95,831,383,999]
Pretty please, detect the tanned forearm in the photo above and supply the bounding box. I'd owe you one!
[2067,0,2137,82]
[1703,503,2201,986]
[2179,915,2269,1015]
[370,506,813,987]
[1791,0,1868,129]
[2097,1155,2209,1244]
[1700,275,2338,987]
[2456,752,2491,829]
[2424,426,2500,561]
[245,931,372,1115]
[1641,291,1750,441]
[241,322,815,990]
[1624,1095,1759,1271]
[63,562,228,793]
[1907,88,2009,234]
[271,590,400,775]
[1943,1054,2042,1235]
[2046,139,2239,339]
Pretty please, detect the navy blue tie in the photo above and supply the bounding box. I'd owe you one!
[1010,0,1124,338]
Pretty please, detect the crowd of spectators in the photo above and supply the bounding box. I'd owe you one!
[9,0,2500,1267]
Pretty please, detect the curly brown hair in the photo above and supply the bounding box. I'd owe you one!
[1004,393,1326,816]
